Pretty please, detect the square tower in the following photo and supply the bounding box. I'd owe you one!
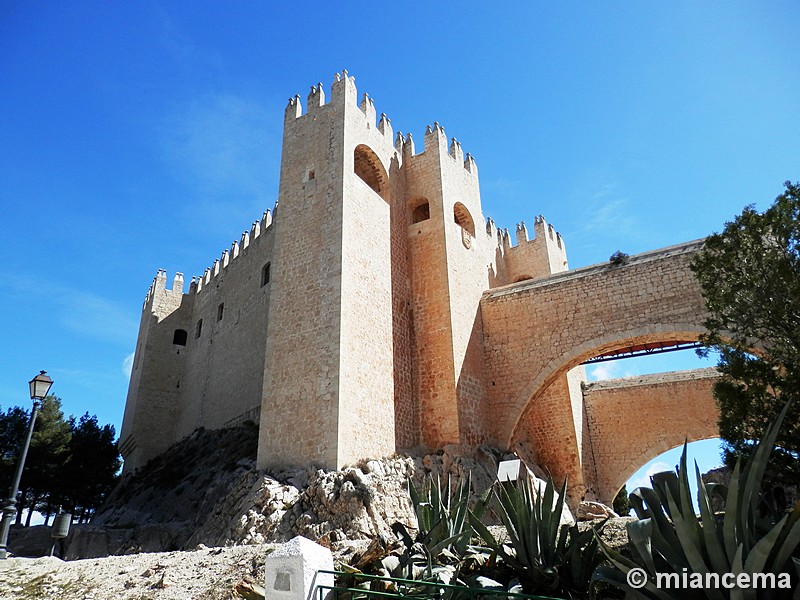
[257,73,398,470]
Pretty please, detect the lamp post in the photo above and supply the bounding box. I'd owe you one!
[0,370,53,559]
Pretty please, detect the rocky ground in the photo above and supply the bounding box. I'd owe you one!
[0,543,273,600]
[1,424,632,598]
[10,424,559,560]
[0,520,633,600]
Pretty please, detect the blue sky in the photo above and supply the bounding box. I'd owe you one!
[1,2,798,488]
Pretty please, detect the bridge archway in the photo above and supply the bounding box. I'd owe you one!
[508,325,712,502]
[509,324,706,446]
[614,437,722,505]
[479,241,714,503]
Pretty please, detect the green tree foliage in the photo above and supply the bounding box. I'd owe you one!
[0,405,28,485]
[18,396,71,525]
[0,398,120,525]
[612,484,631,517]
[61,413,121,522]
[690,181,800,486]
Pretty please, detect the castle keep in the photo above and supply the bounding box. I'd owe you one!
[120,72,716,503]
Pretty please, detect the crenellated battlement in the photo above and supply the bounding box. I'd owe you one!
[481,213,569,284]
[307,82,325,111]
[193,208,275,294]
[359,92,376,124]
[142,269,184,310]
[378,112,392,138]
[283,71,396,152]
[284,71,476,175]
[144,207,278,302]
[424,122,448,156]
[515,222,529,245]
[397,120,477,174]
[492,214,568,281]
[284,95,301,120]
[484,214,565,252]
[533,214,564,250]
[484,216,511,253]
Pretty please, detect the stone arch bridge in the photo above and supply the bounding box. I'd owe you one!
[480,240,720,504]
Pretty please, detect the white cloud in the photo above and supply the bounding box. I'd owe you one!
[122,352,135,378]
[562,175,650,258]
[154,7,224,75]
[156,93,281,235]
[628,460,674,491]
[59,291,139,346]
[578,191,638,239]
[4,275,138,346]
[586,361,638,381]
[588,363,617,381]
[160,94,277,198]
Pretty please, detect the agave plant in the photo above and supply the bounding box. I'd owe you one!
[592,402,800,599]
[469,474,606,598]
[388,474,489,583]
[407,473,479,557]
[342,473,489,595]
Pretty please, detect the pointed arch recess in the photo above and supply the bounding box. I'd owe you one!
[354,144,390,202]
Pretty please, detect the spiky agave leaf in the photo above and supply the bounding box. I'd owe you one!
[472,473,604,597]
[695,462,729,575]
[593,401,800,599]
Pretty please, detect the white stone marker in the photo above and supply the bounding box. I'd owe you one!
[264,535,334,600]
[497,458,524,482]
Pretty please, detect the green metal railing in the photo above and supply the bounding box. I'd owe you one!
[318,570,562,600]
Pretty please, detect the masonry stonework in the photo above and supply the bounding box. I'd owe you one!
[120,72,718,504]
[582,368,720,503]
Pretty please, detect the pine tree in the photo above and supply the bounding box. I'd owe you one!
[17,396,71,525]
[60,413,121,521]
[690,181,800,485]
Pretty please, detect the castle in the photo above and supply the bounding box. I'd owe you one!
[120,72,718,504]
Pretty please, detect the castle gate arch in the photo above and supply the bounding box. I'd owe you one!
[480,240,715,500]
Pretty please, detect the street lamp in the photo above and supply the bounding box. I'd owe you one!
[0,371,53,559]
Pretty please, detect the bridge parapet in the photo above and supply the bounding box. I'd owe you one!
[485,238,705,300]
[482,238,709,447]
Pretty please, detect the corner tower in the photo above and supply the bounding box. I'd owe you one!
[257,72,398,470]
[119,271,190,469]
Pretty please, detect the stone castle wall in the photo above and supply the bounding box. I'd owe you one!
[120,72,716,504]
[178,220,275,436]
[120,215,275,467]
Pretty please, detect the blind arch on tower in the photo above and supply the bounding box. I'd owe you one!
[453,202,475,237]
[354,144,389,202]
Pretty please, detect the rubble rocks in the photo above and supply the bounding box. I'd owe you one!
[7,424,577,559]
[577,501,618,521]
[0,544,273,600]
